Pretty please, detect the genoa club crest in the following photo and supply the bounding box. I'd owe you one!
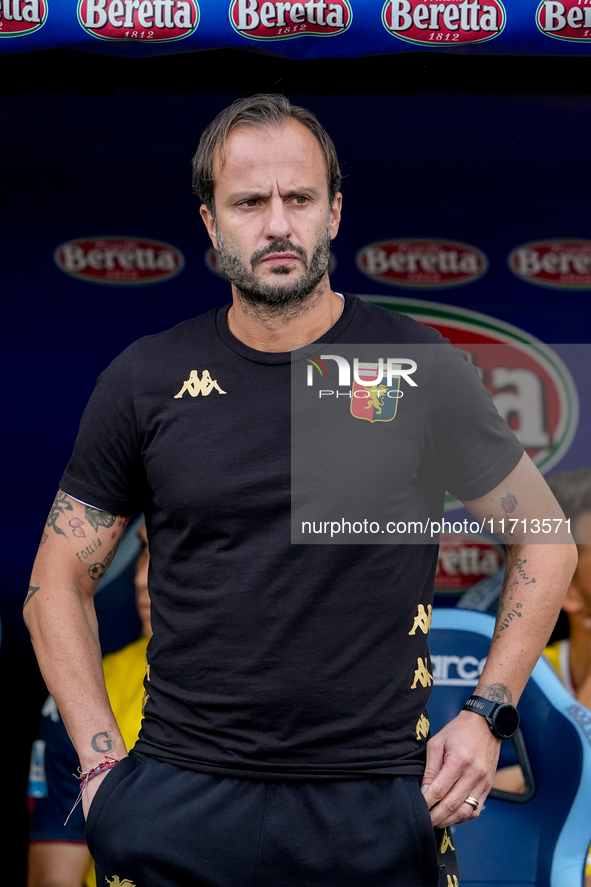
[350,361,401,423]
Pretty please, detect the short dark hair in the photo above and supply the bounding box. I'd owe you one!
[546,467,591,538]
[192,94,342,214]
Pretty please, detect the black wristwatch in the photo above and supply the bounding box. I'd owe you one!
[462,695,520,740]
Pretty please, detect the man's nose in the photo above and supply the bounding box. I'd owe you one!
[264,196,292,240]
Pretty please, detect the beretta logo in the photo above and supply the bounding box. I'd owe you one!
[54,236,185,286]
[435,534,503,593]
[356,238,488,289]
[382,0,506,45]
[229,0,351,39]
[360,295,579,492]
[0,0,47,36]
[537,0,591,41]
[508,239,591,290]
[77,0,199,41]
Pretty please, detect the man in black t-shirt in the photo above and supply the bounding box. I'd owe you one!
[25,95,576,887]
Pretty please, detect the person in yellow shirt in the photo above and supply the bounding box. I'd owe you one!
[27,521,150,887]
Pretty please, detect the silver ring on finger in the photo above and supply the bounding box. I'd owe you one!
[465,796,479,811]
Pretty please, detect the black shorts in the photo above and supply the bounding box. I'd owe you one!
[86,752,460,887]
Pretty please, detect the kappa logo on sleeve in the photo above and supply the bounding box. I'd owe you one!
[174,370,227,399]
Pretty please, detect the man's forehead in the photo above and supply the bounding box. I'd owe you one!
[213,120,326,180]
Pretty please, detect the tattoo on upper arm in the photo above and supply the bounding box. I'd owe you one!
[85,506,116,533]
[500,493,518,514]
[477,683,514,705]
[87,538,122,581]
[46,492,117,542]
[46,491,74,537]
[91,731,114,753]
[69,518,86,538]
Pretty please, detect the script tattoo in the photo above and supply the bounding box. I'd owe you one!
[514,557,536,586]
[493,557,534,642]
[91,731,114,753]
[85,506,116,533]
[46,491,74,537]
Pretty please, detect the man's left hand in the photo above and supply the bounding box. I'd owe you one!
[421,710,501,827]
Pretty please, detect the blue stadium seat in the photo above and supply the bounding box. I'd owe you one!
[429,609,591,887]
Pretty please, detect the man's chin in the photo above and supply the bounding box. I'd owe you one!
[233,271,325,309]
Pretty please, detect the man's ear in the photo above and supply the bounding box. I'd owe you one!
[200,204,218,250]
[329,192,342,242]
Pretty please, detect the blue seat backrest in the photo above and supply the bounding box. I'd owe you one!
[428,609,591,887]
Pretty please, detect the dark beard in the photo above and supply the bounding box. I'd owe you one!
[215,226,331,312]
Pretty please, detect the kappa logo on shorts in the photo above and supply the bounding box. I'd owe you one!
[440,828,455,854]
[173,370,227,399]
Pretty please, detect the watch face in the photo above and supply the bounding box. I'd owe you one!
[493,704,519,738]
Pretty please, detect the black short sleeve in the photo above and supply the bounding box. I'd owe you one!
[60,348,144,516]
[425,343,524,502]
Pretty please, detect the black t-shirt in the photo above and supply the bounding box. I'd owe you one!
[61,295,523,778]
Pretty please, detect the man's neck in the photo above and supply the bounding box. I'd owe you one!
[226,277,343,353]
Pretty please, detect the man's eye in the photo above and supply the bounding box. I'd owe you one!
[293,196,309,205]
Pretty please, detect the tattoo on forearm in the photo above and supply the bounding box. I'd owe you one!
[87,538,121,581]
[46,491,74,537]
[495,591,523,640]
[493,557,534,642]
[23,585,40,608]
[85,506,116,533]
[514,557,536,586]
[477,683,514,705]
[91,731,114,753]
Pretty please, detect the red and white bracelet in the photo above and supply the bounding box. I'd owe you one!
[64,755,119,824]
[78,755,119,789]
